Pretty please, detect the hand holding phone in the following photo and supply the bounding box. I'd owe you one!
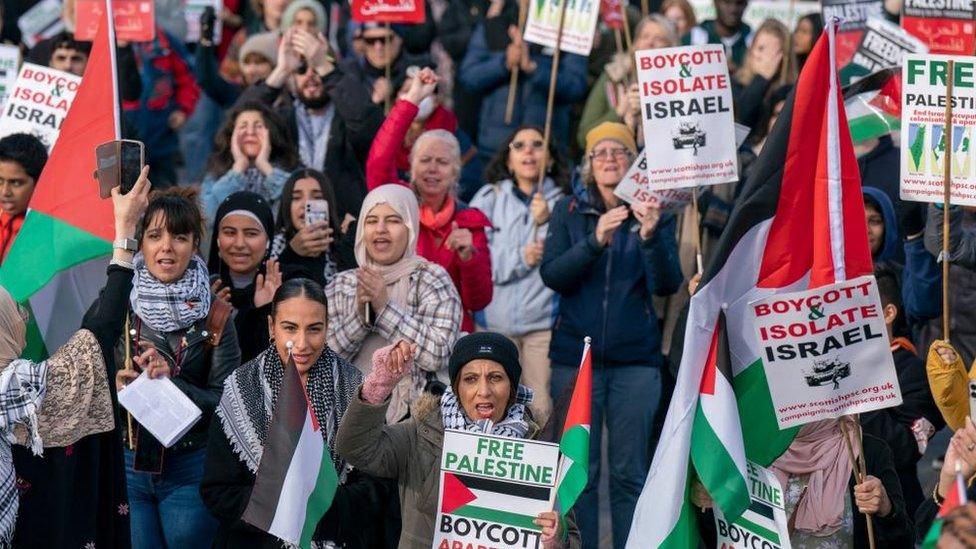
[96,140,145,199]
[305,199,330,227]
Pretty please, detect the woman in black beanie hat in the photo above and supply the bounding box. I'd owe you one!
[335,333,582,548]
[208,191,281,363]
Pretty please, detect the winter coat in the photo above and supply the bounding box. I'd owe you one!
[577,71,624,150]
[458,24,588,160]
[122,28,200,163]
[366,99,494,332]
[335,391,582,549]
[684,20,753,70]
[113,298,241,458]
[861,341,945,515]
[540,184,683,369]
[469,178,563,336]
[236,66,385,222]
[925,339,976,432]
[922,205,976,365]
[201,166,292,221]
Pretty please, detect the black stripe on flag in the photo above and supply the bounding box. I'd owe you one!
[454,473,551,501]
[748,499,775,521]
[242,356,308,531]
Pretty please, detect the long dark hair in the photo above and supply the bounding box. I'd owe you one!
[207,101,299,177]
[137,187,205,249]
[483,126,571,193]
[275,169,342,239]
[271,278,328,319]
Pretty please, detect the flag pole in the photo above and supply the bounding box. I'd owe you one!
[505,0,531,125]
[941,60,954,343]
[536,0,570,195]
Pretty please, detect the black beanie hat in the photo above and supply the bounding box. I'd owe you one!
[448,332,521,386]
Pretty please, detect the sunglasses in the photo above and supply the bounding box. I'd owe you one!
[509,139,545,151]
[361,35,393,46]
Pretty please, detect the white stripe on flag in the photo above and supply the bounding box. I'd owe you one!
[267,412,324,545]
[699,369,745,474]
[825,21,846,282]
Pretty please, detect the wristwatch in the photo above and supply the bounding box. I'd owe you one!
[113,238,138,252]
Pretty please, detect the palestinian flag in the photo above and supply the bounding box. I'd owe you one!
[922,463,969,548]
[844,68,901,144]
[626,22,874,547]
[0,0,118,360]
[242,355,338,548]
[555,337,592,514]
[440,471,552,530]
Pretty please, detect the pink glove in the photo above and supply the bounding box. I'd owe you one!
[362,342,413,404]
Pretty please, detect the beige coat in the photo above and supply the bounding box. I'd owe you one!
[336,392,582,549]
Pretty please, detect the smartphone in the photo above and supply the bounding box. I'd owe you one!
[96,140,145,199]
[305,199,330,227]
[969,380,976,423]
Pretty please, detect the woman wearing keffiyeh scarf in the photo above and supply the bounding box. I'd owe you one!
[201,278,394,548]
[118,187,241,549]
[0,171,155,548]
[335,332,583,549]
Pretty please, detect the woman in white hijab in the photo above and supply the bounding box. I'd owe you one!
[327,184,462,422]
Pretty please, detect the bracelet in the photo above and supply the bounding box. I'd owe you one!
[110,258,135,270]
[933,483,945,506]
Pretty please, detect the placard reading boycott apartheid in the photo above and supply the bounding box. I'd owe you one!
[0,63,80,151]
[635,45,737,190]
[524,0,600,56]
[714,461,792,549]
[613,150,693,212]
[433,429,559,549]
[749,275,901,429]
[900,54,976,206]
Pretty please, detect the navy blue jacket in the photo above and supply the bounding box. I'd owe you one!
[540,184,682,369]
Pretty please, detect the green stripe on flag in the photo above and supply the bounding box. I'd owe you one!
[922,518,943,549]
[690,404,750,520]
[451,504,540,530]
[0,211,110,301]
[732,515,780,544]
[849,114,900,144]
[734,359,798,467]
[659,470,700,548]
[300,455,338,549]
[557,425,588,510]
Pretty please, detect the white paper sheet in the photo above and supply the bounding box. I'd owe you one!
[118,372,202,448]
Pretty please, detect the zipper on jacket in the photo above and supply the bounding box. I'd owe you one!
[599,231,613,369]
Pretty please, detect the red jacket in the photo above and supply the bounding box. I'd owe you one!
[366,100,492,332]
[0,212,25,264]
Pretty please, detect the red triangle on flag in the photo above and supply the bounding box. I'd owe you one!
[441,472,477,514]
[28,0,118,242]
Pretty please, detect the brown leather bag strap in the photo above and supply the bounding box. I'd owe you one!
[206,298,233,347]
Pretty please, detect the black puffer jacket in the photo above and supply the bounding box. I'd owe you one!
[113,300,241,460]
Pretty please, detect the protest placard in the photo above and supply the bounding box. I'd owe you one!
[75,0,155,42]
[635,45,737,190]
[900,54,976,206]
[433,429,559,549]
[524,0,601,56]
[0,46,20,110]
[351,0,425,24]
[17,0,64,49]
[600,0,624,30]
[714,461,792,549]
[185,0,223,43]
[821,0,884,67]
[0,63,81,151]
[614,151,694,211]
[841,17,927,85]
[749,275,901,429]
[902,0,976,56]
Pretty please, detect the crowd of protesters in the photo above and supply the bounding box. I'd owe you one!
[0,0,974,546]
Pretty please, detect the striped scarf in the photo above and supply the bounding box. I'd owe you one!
[440,385,534,439]
[130,253,211,332]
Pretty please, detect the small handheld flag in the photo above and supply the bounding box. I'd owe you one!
[555,337,592,514]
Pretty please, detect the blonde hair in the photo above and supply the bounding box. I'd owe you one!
[409,130,462,194]
[735,19,798,89]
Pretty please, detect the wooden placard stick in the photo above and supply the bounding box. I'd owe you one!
[614,28,624,53]
[505,0,531,124]
[536,0,571,195]
[942,59,955,343]
[619,0,632,52]
[840,420,876,549]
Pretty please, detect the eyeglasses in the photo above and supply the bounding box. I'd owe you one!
[509,139,544,151]
[361,35,393,46]
[589,148,632,161]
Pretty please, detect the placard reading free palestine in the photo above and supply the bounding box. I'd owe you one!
[900,53,976,207]
[433,430,559,549]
